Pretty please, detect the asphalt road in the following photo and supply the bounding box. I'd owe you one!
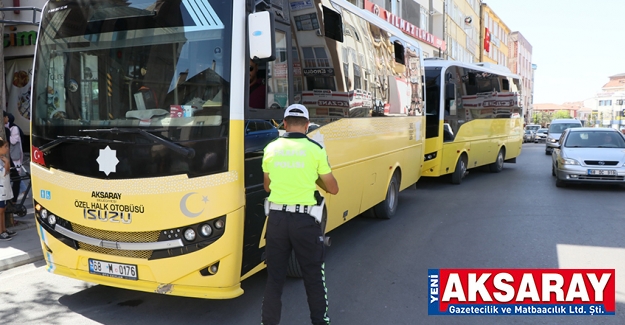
[1,142,624,325]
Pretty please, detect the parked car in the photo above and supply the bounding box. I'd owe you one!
[523,130,535,143]
[534,128,548,143]
[244,119,279,153]
[551,127,625,187]
[525,124,540,133]
[545,118,583,155]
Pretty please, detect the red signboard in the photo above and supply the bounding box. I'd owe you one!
[364,0,446,51]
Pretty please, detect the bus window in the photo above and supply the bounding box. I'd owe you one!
[502,78,510,91]
[266,29,289,109]
[323,6,343,42]
[393,41,405,65]
[249,60,267,109]
[425,67,441,138]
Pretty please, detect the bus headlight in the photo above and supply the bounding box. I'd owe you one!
[48,214,57,225]
[199,224,212,237]
[424,152,437,161]
[214,219,224,229]
[40,209,48,220]
[184,228,196,241]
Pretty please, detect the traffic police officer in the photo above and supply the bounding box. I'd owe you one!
[261,104,339,325]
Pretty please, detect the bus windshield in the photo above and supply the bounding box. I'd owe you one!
[32,0,233,179]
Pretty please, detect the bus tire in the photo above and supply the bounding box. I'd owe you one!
[451,155,467,185]
[286,250,304,278]
[489,148,505,173]
[373,170,400,219]
[287,207,328,278]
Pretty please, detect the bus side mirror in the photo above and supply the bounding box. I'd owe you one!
[248,11,275,61]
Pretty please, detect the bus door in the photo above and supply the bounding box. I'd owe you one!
[242,18,295,278]
[247,16,295,121]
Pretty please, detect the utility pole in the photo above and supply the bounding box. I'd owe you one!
[0,1,7,143]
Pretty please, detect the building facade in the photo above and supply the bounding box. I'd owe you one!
[1,0,44,135]
[479,3,510,69]
[509,31,533,124]
[583,73,625,129]
[444,0,480,63]
[533,102,580,127]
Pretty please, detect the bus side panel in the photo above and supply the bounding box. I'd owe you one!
[422,137,442,177]
[323,160,365,231]
[441,142,469,176]
[400,128,423,190]
[507,118,523,159]
[313,116,423,231]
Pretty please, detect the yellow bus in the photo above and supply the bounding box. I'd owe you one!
[422,59,523,184]
[31,0,425,298]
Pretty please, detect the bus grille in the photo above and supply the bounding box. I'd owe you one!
[72,224,161,259]
[72,224,160,242]
[78,243,153,259]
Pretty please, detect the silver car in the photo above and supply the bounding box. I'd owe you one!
[545,119,582,154]
[552,127,625,187]
[534,128,548,143]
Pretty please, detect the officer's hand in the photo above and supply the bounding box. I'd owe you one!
[317,173,338,195]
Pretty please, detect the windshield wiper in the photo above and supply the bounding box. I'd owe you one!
[39,136,131,153]
[80,128,196,159]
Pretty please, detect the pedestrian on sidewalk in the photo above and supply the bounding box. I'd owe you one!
[0,138,15,240]
[4,112,26,203]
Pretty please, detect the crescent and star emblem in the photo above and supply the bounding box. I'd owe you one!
[180,192,209,218]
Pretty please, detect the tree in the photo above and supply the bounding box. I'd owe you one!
[552,110,571,119]
[532,112,550,126]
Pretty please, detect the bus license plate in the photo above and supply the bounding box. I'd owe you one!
[588,169,616,176]
[88,259,138,280]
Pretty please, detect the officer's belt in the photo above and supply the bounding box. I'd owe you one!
[268,202,314,214]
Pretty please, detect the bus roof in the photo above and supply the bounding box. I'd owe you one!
[424,59,520,80]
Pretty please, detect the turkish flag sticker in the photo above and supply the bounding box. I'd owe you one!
[32,146,45,166]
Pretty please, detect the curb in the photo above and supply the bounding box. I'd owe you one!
[1,214,43,271]
[8,217,37,232]
[0,249,44,272]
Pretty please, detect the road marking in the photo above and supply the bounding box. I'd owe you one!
[557,244,625,304]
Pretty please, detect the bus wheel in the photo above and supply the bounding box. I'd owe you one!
[287,207,328,278]
[374,171,400,219]
[451,155,467,185]
[286,250,304,278]
[489,148,505,173]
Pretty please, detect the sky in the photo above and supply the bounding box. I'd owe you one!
[483,0,625,104]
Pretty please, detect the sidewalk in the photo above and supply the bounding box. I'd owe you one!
[0,194,43,272]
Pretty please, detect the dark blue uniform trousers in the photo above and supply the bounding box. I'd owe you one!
[262,210,330,325]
